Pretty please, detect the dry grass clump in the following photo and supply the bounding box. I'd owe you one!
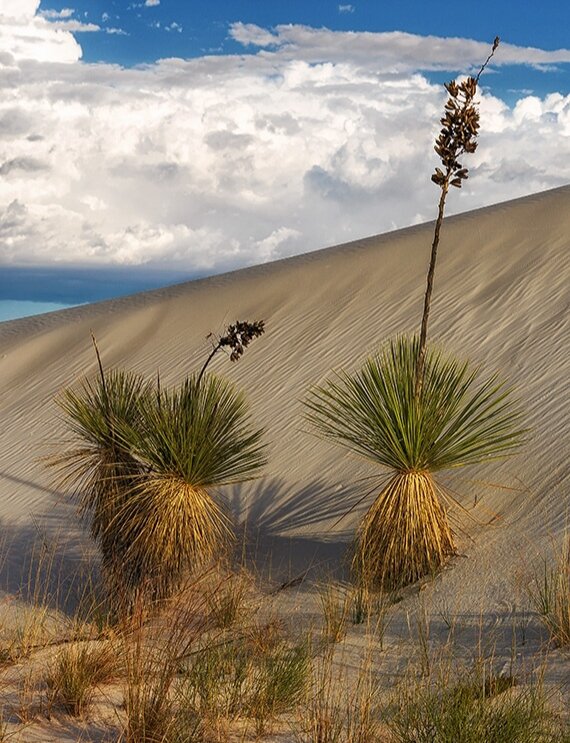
[204,568,254,629]
[296,647,383,743]
[121,580,214,743]
[45,640,116,716]
[530,535,570,648]
[319,583,351,644]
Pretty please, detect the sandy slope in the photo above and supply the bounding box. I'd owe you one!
[0,185,569,621]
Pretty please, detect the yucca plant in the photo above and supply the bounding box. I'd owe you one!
[305,40,526,590]
[110,373,266,601]
[307,336,525,589]
[56,324,266,606]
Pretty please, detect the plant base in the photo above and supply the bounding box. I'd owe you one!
[353,471,455,591]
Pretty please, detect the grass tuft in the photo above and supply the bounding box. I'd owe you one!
[530,536,570,647]
[45,640,116,716]
[389,668,560,743]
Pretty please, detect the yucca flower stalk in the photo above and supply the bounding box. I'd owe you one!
[307,336,525,589]
[416,37,500,392]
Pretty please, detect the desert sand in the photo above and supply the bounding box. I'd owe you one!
[0,185,569,738]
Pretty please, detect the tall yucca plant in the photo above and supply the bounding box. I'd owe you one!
[110,373,266,600]
[306,336,525,589]
[306,39,526,590]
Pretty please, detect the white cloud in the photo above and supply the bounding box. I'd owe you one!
[145,0,160,6]
[229,23,279,47]
[0,0,81,62]
[49,19,100,32]
[338,4,355,13]
[0,0,40,20]
[228,24,570,72]
[102,12,110,22]
[0,20,569,274]
[39,8,75,20]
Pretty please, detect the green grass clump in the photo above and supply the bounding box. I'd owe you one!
[180,632,310,732]
[389,671,561,743]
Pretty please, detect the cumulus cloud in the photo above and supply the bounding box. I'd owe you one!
[0,0,81,62]
[0,18,569,276]
[338,5,355,13]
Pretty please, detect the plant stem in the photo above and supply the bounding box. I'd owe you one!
[415,179,449,395]
[91,333,107,401]
[196,341,222,387]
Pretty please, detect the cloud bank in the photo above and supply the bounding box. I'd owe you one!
[0,16,569,277]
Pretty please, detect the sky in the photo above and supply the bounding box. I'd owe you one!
[0,0,569,311]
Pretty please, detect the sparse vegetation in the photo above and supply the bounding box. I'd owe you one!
[530,535,570,647]
[389,667,560,743]
[0,30,566,743]
[181,630,311,734]
[296,646,383,743]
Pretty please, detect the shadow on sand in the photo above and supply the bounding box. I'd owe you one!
[225,475,381,585]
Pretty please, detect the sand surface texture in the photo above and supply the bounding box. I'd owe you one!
[0,184,568,621]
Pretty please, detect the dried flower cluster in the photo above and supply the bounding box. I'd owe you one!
[197,319,266,384]
[218,320,266,362]
[431,36,500,191]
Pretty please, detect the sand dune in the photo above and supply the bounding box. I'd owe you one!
[0,185,569,618]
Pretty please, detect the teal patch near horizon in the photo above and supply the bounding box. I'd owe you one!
[0,300,78,323]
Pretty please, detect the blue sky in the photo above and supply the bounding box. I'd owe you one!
[0,0,569,316]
